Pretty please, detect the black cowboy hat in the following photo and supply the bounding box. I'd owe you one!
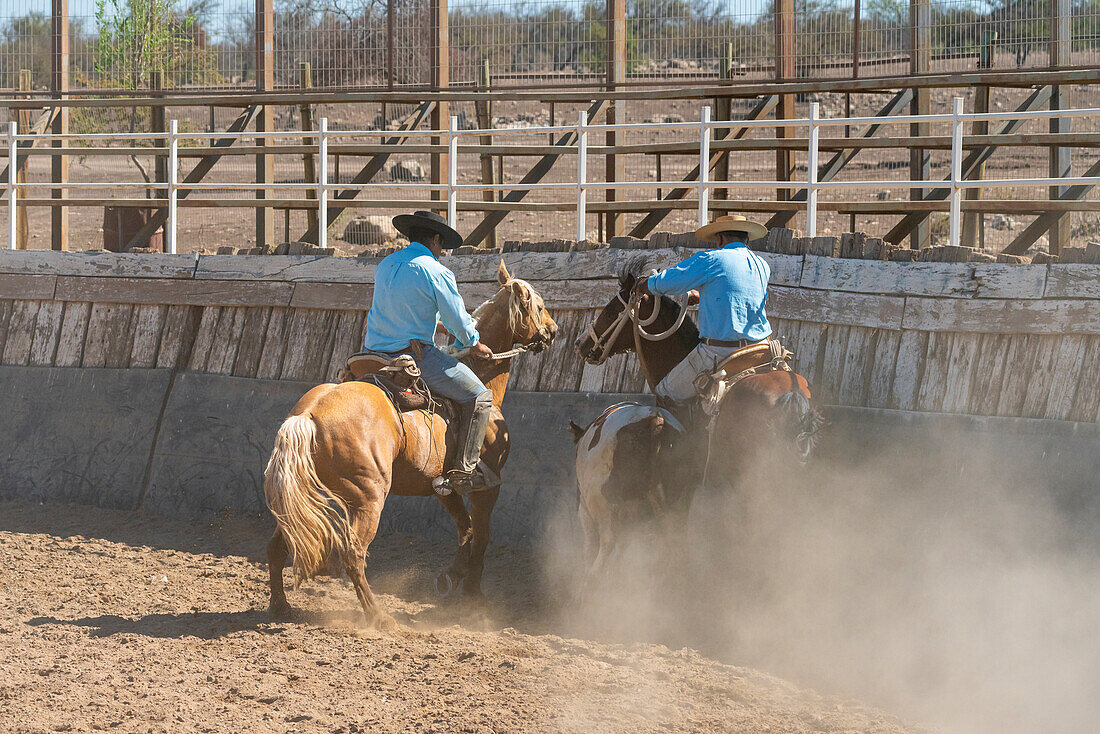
[392,210,463,250]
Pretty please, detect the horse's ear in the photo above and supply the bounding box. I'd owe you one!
[568,420,586,444]
[497,259,512,285]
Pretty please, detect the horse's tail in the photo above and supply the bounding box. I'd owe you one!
[263,414,357,587]
[773,389,826,461]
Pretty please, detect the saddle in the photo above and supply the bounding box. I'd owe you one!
[693,337,794,417]
[339,350,447,416]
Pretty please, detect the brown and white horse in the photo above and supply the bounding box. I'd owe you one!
[264,261,556,628]
[569,261,823,587]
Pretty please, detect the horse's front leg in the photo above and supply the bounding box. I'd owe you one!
[435,492,473,596]
[463,485,501,598]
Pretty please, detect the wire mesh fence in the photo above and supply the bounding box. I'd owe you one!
[6,0,1100,94]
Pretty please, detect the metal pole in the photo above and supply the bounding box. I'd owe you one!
[949,96,963,248]
[698,105,711,227]
[167,119,178,254]
[447,115,458,227]
[318,117,328,249]
[7,121,16,250]
[576,111,588,243]
[807,102,820,237]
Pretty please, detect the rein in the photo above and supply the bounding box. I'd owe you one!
[443,278,549,361]
[584,289,690,368]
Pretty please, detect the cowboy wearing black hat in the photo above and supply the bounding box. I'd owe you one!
[363,211,494,495]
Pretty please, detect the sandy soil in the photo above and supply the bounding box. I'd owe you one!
[0,500,917,734]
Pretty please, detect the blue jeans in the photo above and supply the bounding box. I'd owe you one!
[394,344,493,474]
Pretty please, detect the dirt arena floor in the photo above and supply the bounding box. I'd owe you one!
[0,500,918,734]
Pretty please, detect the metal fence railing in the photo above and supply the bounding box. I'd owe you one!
[5,98,1100,253]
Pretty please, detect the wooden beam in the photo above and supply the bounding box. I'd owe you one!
[429,0,449,210]
[15,69,33,250]
[605,0,627,238]
[463,99,608,247]
[1049,0,1072,254]
[125,106,262,249]
[299,62,317,234]
[767,88,913,228]
[51,0,69,251]
[1002,156,1100,255]
[255,0,275,247]
[909,0,931,249]
[475,60,496,248]
[714,43,734,207]
[884,85,1053,245]
[962,32,994,250]
[297,102,436,244]
[10,68,1100,110]
[627,95,779,239]
[775,0,795,203]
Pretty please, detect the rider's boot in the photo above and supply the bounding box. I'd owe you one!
[433,389,494,497]
[656,394,696,432]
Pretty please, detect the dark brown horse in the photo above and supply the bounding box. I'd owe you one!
[575,261,824,487]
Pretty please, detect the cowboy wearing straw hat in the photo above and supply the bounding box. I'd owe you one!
[363,211,495,495]
[637,215,772,418]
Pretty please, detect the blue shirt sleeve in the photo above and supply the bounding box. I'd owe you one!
[427,265,481,349]
[648,251,715,296]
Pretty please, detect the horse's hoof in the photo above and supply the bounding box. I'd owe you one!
[435,571,456,598]
[268,600,293,620]
[372,612,398,632]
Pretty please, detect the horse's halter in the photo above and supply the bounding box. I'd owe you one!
[582,284,690,366]
[459,279,553,360]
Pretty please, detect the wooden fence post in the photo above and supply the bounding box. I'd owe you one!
[151,70,167,236]
[16,69,32,250]
[909,0,931,250]
[962,31,995,249]
[1049,0,1071,254]
[475,59,496,249]
[255,0,275,247]
[774,0,795,206]
[51,0,69,251]
[430,0,449,213]
[714,42,733,209]
[606,0,626,238]
[300,62,318,234]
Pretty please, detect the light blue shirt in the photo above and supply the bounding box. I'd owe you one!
[647,241,772,342]
[363,242,480,352]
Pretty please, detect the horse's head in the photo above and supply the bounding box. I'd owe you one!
[474,260,557,353]
[575,258,658,365]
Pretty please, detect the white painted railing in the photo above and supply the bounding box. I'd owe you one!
[5,97,1100,252]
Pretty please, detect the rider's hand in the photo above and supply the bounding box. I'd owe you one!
[635,276,653,298]
[469,342,494,360]
[687,289,700,307]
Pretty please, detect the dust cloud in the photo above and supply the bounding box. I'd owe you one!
[541,422,1100,733]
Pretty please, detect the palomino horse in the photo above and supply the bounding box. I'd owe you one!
[264,261,557,627]
[570,260,823,587]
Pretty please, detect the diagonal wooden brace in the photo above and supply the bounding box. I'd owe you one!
[0,107,61,186]
[464,99,609,247]
[628,95,778,239]
[884,85,1053,245]
[1002,156,1100,255]
[299,101,436,244]
[766,88,914,228]
[125,105,263,250]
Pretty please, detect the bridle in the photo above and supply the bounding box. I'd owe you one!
[582,285,690,367]
[448,279,553,360]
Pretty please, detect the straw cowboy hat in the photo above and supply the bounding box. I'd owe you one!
[694,214,768,244]
[392,210,463,250]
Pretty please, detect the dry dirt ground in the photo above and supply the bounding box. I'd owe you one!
[0,500,918,734]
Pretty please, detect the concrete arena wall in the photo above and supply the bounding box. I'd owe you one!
[2,365,1097,546]
[0,243,1096,541]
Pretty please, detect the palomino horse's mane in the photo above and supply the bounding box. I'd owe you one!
[471,277,545,335]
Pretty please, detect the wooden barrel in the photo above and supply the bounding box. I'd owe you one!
[103,206,163,252]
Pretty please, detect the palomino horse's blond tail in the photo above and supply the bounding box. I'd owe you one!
[263,414,357,587]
